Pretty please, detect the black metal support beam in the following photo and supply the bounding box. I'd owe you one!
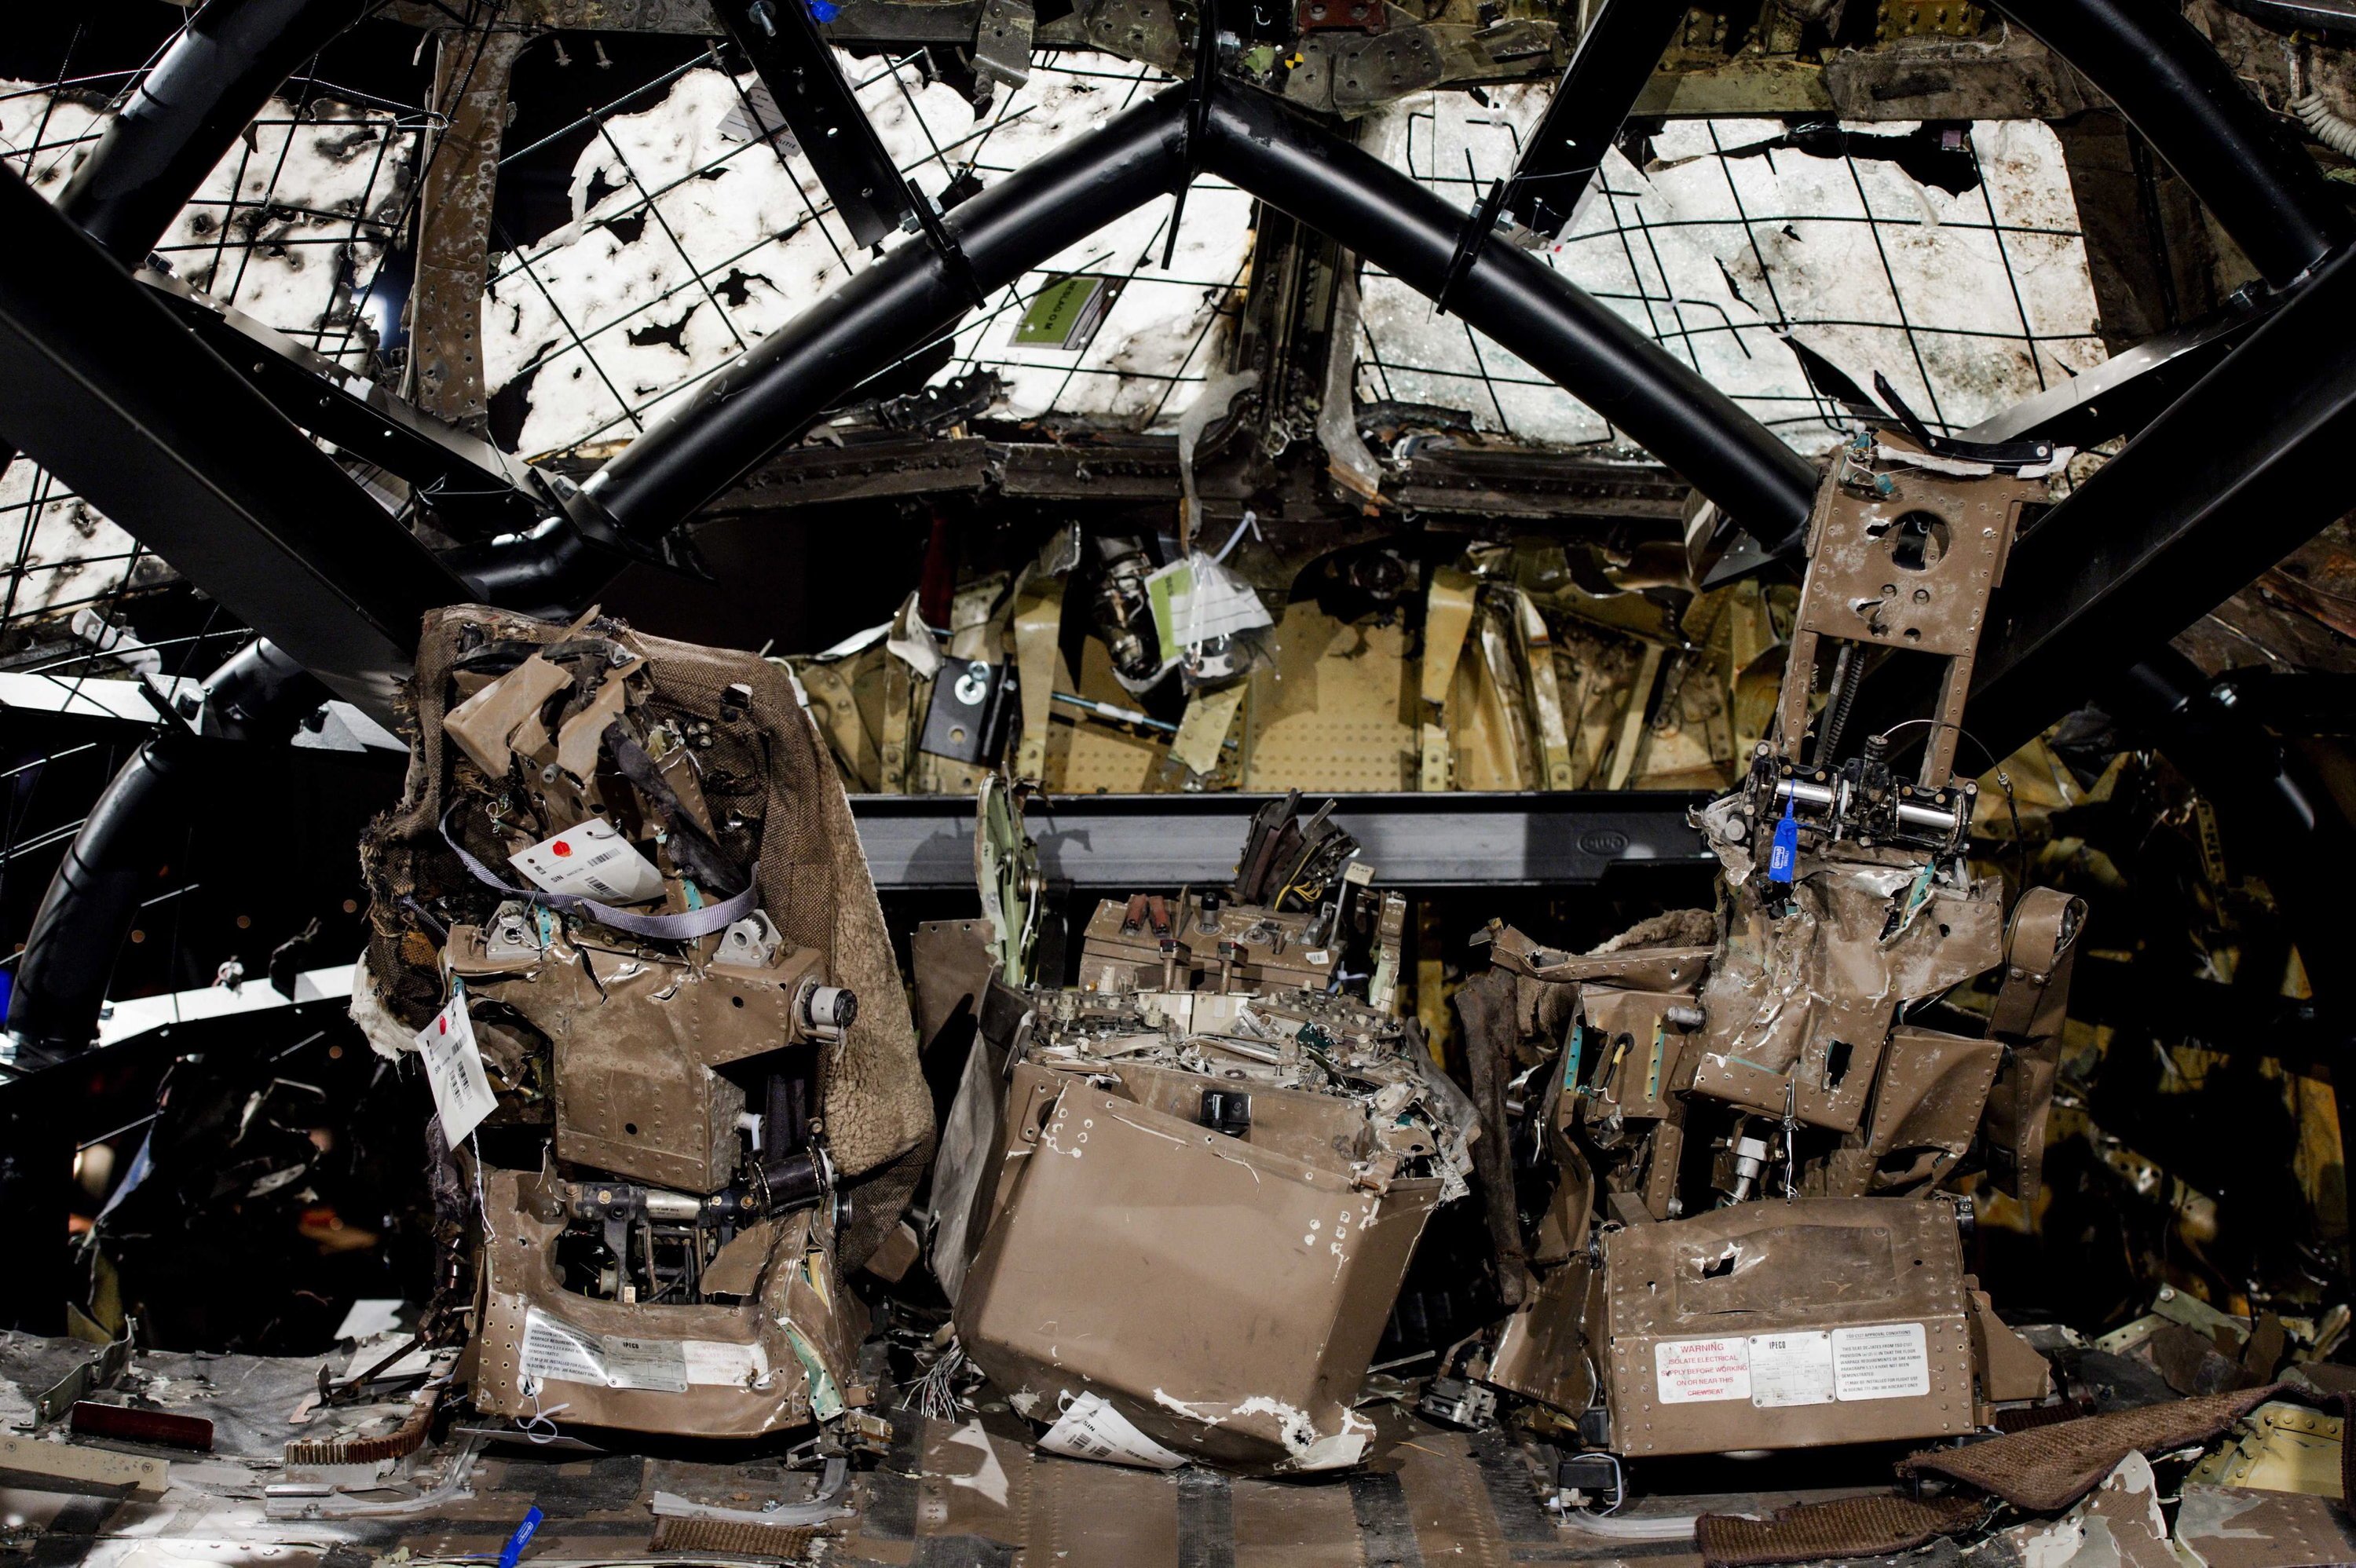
[706,0,918,249]
[1856,238,2356,764]
[2,0,419,1073]
[0,0,371,483]
[56,0,375,265]
[1498,0,1686,240]
[141,272,547,539]
[1955,293,2277,451]
[854,791,1712,890]
[580,77,1818,552]
[4,645,330,1062]
[1990,0,2350,290]
[0,159,473,715]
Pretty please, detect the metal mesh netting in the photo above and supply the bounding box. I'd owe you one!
[0,30,2109,644]
[1,62,422,637]
[1356,91,2104,452]
[485,52,1246,458]
[484,60,2103,459]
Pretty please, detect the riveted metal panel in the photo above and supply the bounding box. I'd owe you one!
[1602,1198,1975,1457]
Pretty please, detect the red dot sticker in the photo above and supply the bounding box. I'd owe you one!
[551,839,573,857]
[438,1018,448,1034]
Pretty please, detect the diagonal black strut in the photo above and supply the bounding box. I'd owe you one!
[1494,0,1686,242]
[0,157,474,715]
[706,0,920,249]
[573,75,1820,548]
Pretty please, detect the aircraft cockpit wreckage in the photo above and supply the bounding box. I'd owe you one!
[1,0,2354,1560]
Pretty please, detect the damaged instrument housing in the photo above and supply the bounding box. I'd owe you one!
[360,606,925,1443]
[928,799,1468,1473]
[1454,434,2077,1462]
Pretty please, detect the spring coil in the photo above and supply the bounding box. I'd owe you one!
[2292,92,2356,159]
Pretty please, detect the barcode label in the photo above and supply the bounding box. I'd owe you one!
[509,817,666,904]
[1037,1393,1184,1469]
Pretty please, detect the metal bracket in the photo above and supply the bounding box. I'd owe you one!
[1434,177,1508,317]
[35,1324,135,1423]
[1162,0,1223,270]
[907,181,989,309]
[1494,0,1688,242]
[709,0,918,249]
[1870,371,2055,471]
[973,0,1036,97]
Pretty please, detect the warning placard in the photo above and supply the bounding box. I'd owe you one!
[1654,1336,1752,1404]
[1832,1321,1931,1401]
[1747,1331,1835,1407]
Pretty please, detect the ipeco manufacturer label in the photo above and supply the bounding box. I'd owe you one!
[1747,1331,1835,1407]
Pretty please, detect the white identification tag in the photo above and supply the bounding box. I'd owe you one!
[415,990,498,1144]
[509,817,666,904]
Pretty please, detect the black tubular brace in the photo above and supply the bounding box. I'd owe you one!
[1991,0,2351,291]
[57,0,377,266]
[579,78,1822,546]
[5,642,328,1062]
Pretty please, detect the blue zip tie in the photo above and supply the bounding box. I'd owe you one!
[1766,795,1800,886]
[499,1505,544,1568]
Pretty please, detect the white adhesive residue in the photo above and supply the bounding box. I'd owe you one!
[1654,1336,1752,1404]
[682,1340,766,1387]
[1147,1389,1328,1457]
[1151,1388,1224,1424]
[1293,1410,1375,1472]
[944,1418,1012,1506]
[1831,1321,1931,1401]
[1229,1395,1321,1454]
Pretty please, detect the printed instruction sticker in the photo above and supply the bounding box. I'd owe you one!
[1037,1392,1187,1470]
[509,817,666,904]
[1747,1331,1835,1407]
[1654,1336,1752,1404]
[521,1308,690,1393]
[415,990,498,1145]
[1832,1322,1931,1402]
